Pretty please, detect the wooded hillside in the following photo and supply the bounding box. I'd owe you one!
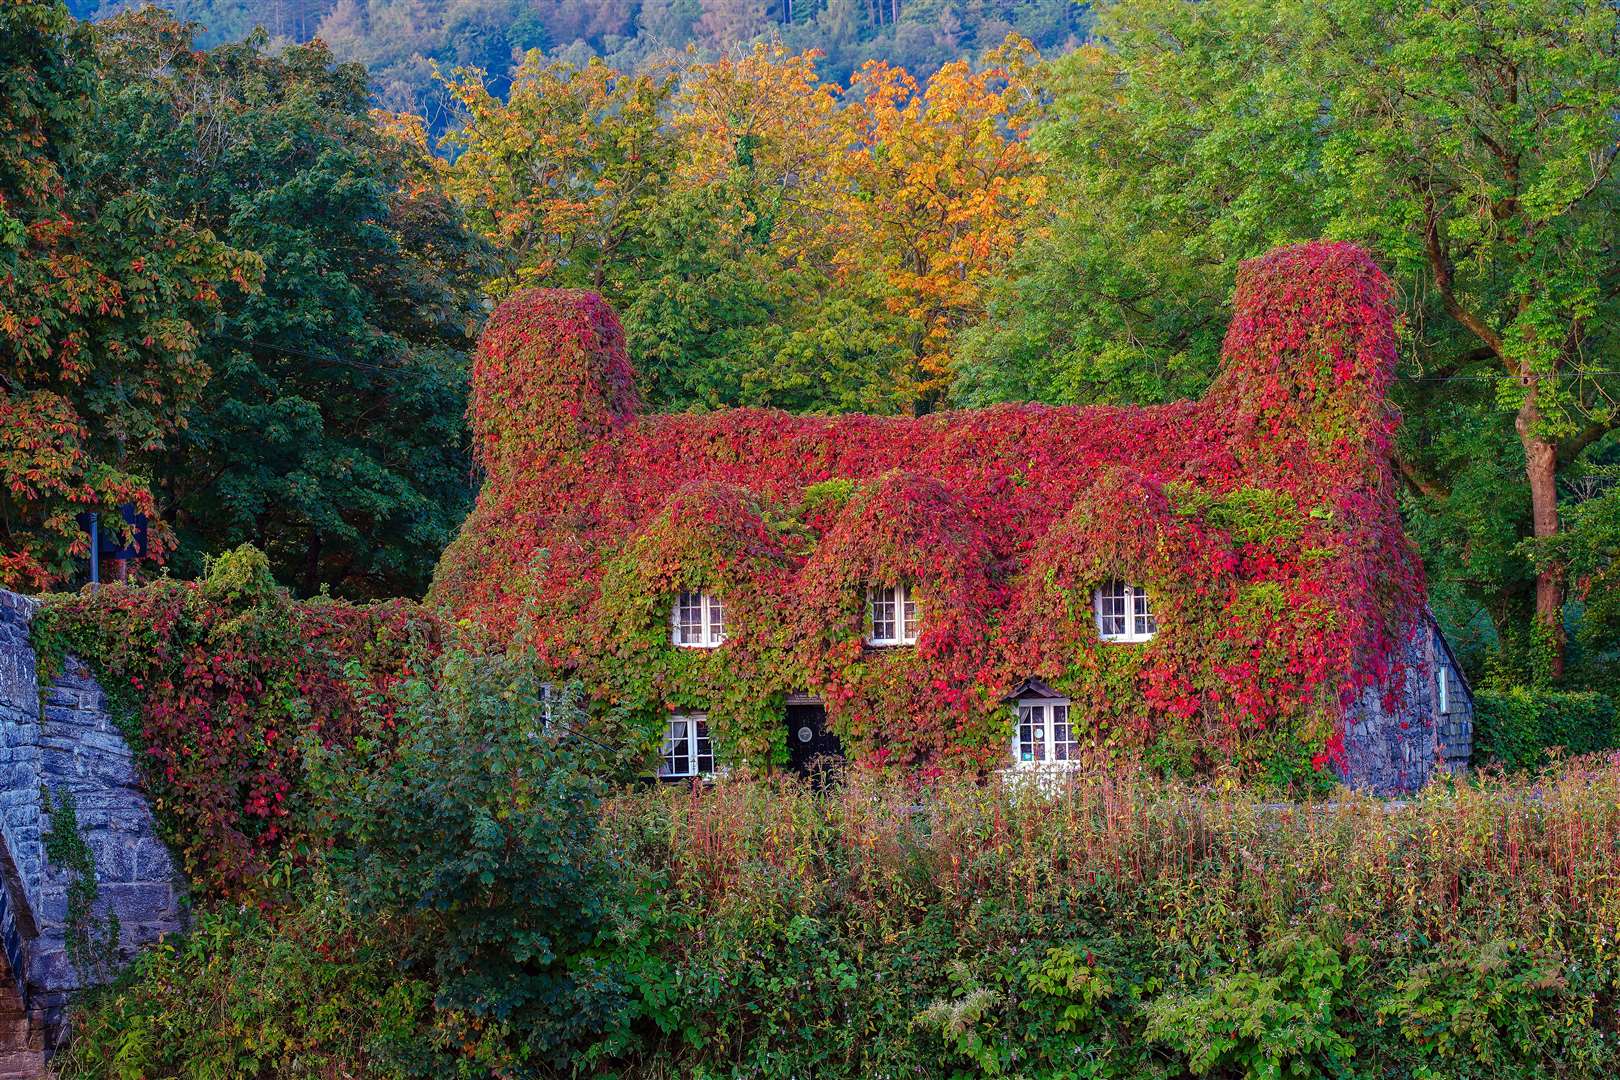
[72,0,1090,127]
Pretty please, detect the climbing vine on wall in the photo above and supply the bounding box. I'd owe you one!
[31,546,442,898]
[430,242,1427,783]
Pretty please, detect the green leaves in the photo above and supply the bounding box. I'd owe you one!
[312,647,629,1066]
[970,0,1620,684]
[89,8,490,599]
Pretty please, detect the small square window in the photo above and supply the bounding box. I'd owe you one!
[868,584,919,646]
[672,591,726,648]
[660,714,713,778]
[1012,698,1078,767]
[1095,582,1155,643]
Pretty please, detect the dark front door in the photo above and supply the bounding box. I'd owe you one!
[786,701,843,780]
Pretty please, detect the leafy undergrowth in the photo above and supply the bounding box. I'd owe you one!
[58,752,1620,1079]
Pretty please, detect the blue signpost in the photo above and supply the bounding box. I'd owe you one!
[75,504,148,588]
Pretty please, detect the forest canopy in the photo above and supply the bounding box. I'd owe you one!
[70,0,1091,130]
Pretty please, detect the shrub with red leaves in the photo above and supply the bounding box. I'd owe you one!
[32,546,443,897]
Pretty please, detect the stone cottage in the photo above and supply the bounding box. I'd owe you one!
[431,242,1472,793]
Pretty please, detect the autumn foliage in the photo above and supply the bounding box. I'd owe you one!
[431,241,1427,780]
[32,547,442,895]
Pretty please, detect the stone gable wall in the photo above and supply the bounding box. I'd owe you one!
[1340,613,1474,794]
[0,589,184,1055]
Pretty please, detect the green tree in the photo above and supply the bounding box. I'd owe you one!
[312,650,626,1069]
[0,0,249,590]
[93,9,492,598]
[963,0,1620,679]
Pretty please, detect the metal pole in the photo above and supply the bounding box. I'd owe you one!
[89,515,99,591]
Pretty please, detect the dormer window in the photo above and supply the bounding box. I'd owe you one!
[1094,580,1156,642]
[659,713,713,779]
[867,584,918,646]
[672,590,726,648]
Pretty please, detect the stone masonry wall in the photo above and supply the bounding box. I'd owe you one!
[1341,610,1473,795]
[0,589,184,1056]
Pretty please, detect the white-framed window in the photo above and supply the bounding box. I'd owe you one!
[671,590,726,648]
[867,584,919,646]
[659,714,714,779]
[1437,665,1450,714]
[1094,581,1156,642]
[540,682,554,728]
[1012,698,1077,766]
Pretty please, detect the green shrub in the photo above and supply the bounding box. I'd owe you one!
[1473,688,1618,769]
[311,647,628,1071]
[55,890,433,1080]
[1143,933,1357,1079]
[1376,939,1608,1077]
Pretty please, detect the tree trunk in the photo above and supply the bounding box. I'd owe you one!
[301,529,323,598]
[1516,389,1565,677]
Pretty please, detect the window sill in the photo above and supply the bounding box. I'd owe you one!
[672,641,725,650]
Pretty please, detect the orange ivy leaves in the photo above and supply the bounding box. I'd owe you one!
[440,37,1047,412]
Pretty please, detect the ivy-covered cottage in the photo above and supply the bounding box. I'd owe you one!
[431,242,1472,794]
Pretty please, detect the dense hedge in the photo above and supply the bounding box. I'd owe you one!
[1473,688,1619,770]
[59,759,1620,1079]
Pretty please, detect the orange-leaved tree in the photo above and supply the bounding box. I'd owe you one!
[823,36,1048,412]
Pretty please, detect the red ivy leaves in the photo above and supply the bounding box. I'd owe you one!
[433,242,1425,778]
[35,581,442,898]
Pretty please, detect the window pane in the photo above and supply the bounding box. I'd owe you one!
[901,585,918,642]
[1018,704,1045,761]
[676,591,704,644]
[1053,705,1074,761]
[871,586,896,641]
[660,718,690,777]
[707,594,726,645]
[694,716,713,774]
[1097,581,1127,637]
[1133,587,1157,637]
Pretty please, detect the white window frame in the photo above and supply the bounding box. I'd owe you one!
[658,713,714,779]
[1011,698,1079,768]
[866,583,919,646]
[671,590,726,648]
[1093,581,1156,643]
[1437,665,1450,714]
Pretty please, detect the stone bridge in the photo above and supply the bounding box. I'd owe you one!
[0,591,184,1075]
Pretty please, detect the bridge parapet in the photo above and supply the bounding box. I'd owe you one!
[0,589,184,1057]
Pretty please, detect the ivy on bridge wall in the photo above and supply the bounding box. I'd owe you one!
[430,242,1427,782]
[30,548,442,897]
